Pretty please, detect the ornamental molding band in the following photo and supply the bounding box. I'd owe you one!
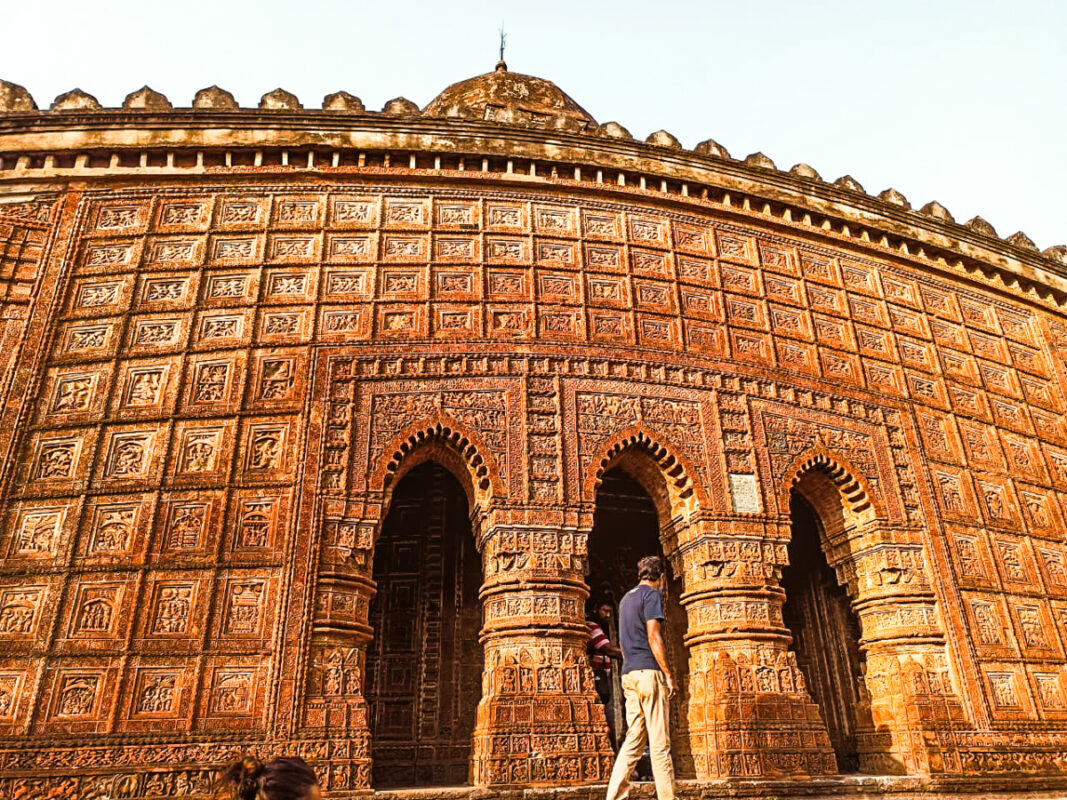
[0,64,1065,800]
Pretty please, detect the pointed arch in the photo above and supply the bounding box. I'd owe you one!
[780,448,882,544]
[369,417,506,518]
[584,424,707,527]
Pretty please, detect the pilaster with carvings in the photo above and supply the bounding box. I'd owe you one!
[676,514,838,779]
[833,521,971,775]
[472,507,614,787]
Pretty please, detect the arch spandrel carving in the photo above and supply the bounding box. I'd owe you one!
[585,425,707,528]
[749,398,912,527]
[369,417,507,526]
[562,378,719,515]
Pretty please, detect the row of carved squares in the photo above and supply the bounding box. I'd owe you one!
[720,328,1039,420]
[38,348,308,424]
[760,243,1044,351]
[760,302,1055,388]
[961,587,1066,660]
[86,195,363,235]
[17,415,298,496]
[316,303,691,345]
[66,260,746,315]
[55,283,1063,428]
[722,258,1047,363]
[0,570,281,661]
[933,460,1067,533]
[919,414,1067,506]
[86,194,720,247]
[0,654,270,732]
[130,267,678,308]
[48,309,1061,430]
[78,236,729,282]
[1,488,290,575]
[80,194,1045,336]
[979,659,1067,721]
[946,524,1059,595]
[60,569,280,649]
[35,345,1058,494]
[921,419,1067,490]
[52,307,317,362]
[71,236,1055,376]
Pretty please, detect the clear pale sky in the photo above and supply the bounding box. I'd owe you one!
[3,0,1063,249]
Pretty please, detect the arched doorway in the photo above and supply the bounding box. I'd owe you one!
[586,466,693,776]
[781,491,867,773]
[365,461,483,787]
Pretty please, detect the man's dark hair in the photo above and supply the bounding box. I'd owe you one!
[585,595,612,618]
[637,555,664,582]
[215,756,319,800]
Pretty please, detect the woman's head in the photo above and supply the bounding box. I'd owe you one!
[215,756,320,800]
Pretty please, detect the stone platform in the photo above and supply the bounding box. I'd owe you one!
[372,777,1067,800]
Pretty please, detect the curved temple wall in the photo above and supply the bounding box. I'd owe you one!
[0,76,1066,798]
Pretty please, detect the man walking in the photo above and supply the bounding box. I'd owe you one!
[605,556,676,800]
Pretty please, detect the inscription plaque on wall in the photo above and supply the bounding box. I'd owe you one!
[729,473,761,514]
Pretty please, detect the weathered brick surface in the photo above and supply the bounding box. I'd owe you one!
[0,68,1065,797]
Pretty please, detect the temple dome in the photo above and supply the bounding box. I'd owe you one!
[423,62,596,131]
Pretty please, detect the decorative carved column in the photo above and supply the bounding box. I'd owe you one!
[472,515,614,786]
[302,509,377,792]
[675,516,838,780]
[833,524,970,775]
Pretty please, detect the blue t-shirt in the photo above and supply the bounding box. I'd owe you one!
[619,584,664,675]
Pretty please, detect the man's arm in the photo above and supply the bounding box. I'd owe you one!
[590,623,623,660]
[645,618,676,696]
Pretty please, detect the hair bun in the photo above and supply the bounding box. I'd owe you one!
[237,757,264,799]
[240,756,264,778]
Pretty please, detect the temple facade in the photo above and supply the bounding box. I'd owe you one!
[0,64,1065,799]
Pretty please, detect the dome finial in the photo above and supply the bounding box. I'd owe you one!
[496,23,508,72]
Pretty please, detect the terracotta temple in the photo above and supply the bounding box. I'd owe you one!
[0,62,1065,799]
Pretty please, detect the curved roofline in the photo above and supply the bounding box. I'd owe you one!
[0,106,1062,305]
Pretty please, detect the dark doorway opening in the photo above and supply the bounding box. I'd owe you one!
[781,492,865,773]
[365,462,483,788]
[586,466,693,777]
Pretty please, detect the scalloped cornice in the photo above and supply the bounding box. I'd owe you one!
[0,104,1061,292]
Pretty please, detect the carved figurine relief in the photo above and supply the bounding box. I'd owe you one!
[35,440,77,480]
[54,674,100,718]
[88,505,137,554]
[106,434,150,478]
[52,375,94,412]
[223,581,265,636]
[151,585,194,635]
[0,587,43,634]
[11,509,63,556]
[165,503,207,551]
[135,672,178,715]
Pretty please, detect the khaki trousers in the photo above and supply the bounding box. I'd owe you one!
[605,669,675,800]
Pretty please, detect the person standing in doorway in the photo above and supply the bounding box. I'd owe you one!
[586,596,624,747]
[605,556,676,800]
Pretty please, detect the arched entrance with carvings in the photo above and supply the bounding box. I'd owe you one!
[586,462,693,777]
[365,460,483,787]
[781,490,868,773]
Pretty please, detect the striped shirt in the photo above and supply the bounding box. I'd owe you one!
[586,620,613,672]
